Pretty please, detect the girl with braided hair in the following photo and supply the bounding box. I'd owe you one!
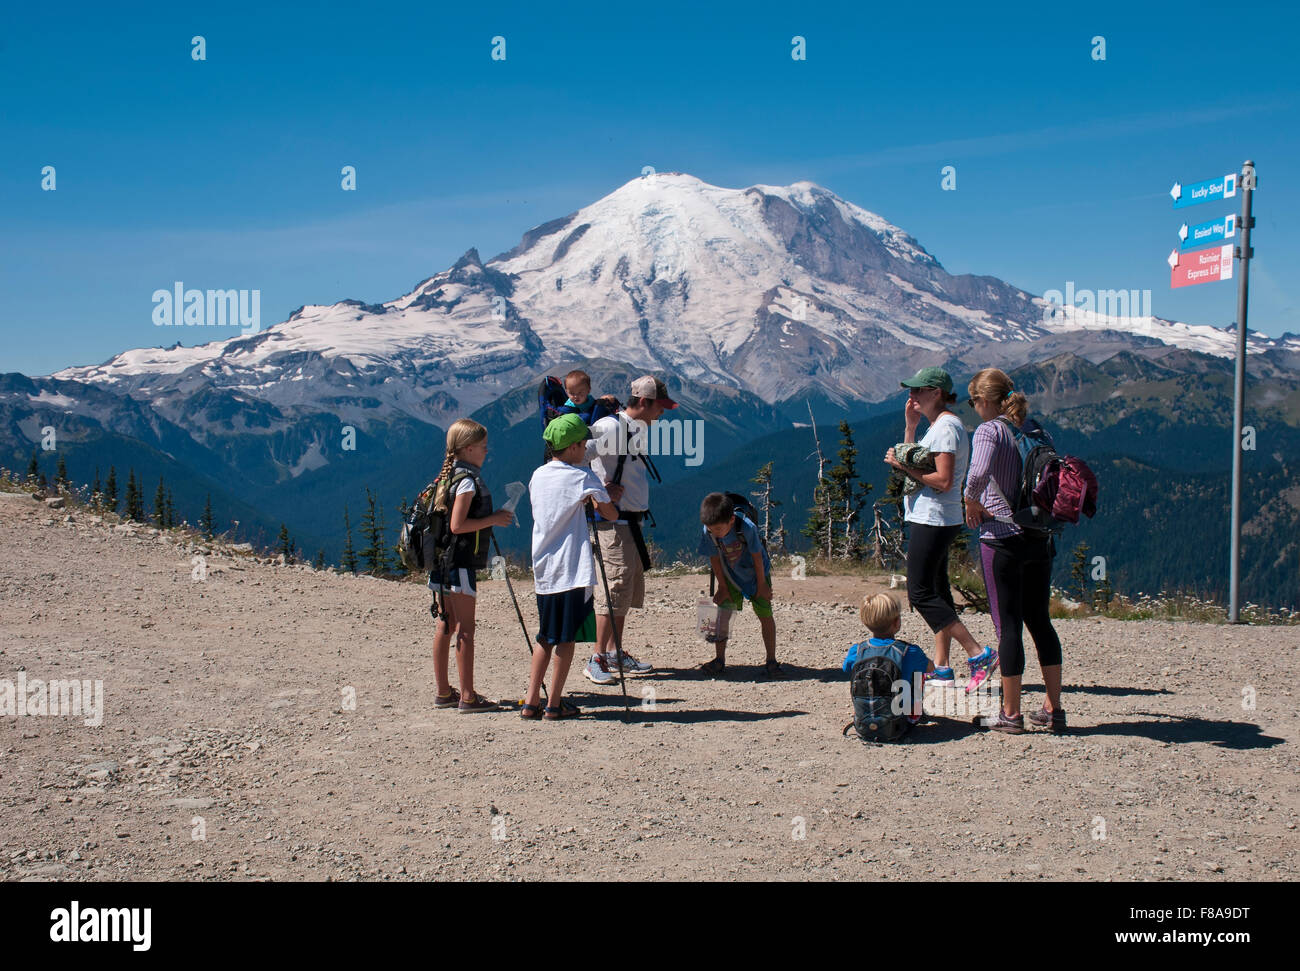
[430,418,514,713]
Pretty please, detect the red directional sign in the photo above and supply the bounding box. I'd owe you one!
[1170,243,1234,288]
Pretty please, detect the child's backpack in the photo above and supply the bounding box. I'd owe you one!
[398,469,479,572]
[845,640,911,743]
[994,417,1099,534]
[399,480,444,572]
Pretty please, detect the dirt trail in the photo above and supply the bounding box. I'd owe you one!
[1,490,1296,881]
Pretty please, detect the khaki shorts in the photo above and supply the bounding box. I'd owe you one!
[593,522,645,617]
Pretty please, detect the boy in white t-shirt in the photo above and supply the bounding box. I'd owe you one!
[523,415,619,721]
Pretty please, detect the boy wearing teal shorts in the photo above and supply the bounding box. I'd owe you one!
[697,492,782,678]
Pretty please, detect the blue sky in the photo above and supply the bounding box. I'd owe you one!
[3,0,1297,375]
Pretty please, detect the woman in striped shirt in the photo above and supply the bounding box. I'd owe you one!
[963,368,1066,734]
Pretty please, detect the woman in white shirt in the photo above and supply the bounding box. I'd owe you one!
[885,367,998,691]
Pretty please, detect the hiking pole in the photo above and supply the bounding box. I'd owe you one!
[490,534,546,704]
[586,504,631,718]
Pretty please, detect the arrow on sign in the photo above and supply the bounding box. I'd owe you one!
[1179,223,1189,241]
[1170,182,1182,203]
[1168,249,1180,269]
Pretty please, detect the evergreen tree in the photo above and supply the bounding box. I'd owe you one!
[1094,573,1114,611]
[277,523,294,562]
[199,494,214,538]
[56,454,68,489]
[313,549,326,571]
[26,449,40,484]
[165,489,176,529]
[826,421,871,559]
[341,506,358,573]
[1070,541,1092,604]
[105,466,118,513]
[91,467,102,506]
[358,490,393,575]
[153,476,167,527]
[125,470,145,521]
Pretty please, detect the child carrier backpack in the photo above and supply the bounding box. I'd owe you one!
[844,640,911,743]
[993,418,1098,534]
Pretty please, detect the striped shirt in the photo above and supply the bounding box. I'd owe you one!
[965,419,1022,540]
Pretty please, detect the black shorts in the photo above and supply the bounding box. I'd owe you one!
[429,564,477,598]
[535,588,597,646]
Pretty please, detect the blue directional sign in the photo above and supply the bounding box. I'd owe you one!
[1171,173,1237,209]
[1180,214,1237,251]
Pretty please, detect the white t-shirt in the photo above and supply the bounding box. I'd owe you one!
[454,478,475,498]
[585,415,649,512]
[903,412,969,527]
[529,460,610,595]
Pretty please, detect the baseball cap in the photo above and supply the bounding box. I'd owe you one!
[900,366,954,395]
[542,413,593,451]
[629,375,678,409]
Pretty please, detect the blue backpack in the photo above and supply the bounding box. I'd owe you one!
[845,640,911,743]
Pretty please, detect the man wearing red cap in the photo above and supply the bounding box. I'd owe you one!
[582,375,677,685]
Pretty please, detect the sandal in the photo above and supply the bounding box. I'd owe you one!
[520,703,544,720]
[457,692,501,714]
[761,660,785,679]
[434,688,461,709]
[698,657,726,676]
[543,701,581,720]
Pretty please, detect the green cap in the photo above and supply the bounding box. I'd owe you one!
[543,413,592,451]
[900,366,954,395]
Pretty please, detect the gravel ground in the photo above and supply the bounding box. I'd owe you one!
[1,489,1296,881]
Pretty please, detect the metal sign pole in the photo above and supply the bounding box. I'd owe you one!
[1228,160,1256,623]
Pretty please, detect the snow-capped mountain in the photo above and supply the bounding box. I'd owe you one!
[48,172,1298,432]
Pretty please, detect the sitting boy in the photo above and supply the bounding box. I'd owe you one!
[843,593,934,722]
[697,492,781,677]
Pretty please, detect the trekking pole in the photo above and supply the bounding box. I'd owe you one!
[586,505,631,718]
[490,534,546,704]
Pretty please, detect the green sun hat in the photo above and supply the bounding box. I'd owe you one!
[543,413,593,451]
[900,366,954,395]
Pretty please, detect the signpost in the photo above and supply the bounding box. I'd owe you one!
[1166,162,1256,622]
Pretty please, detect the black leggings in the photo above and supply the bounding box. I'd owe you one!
[981,534,1062,678]
[906,522,961,634]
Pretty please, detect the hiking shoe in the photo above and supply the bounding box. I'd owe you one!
[986,710,1025,734]
[965,647,999,693]
[606,649,652,674]
[582,653,617,686]
[457,692,500,714]
[927,667,956,686]
[433,688,460,709]
[761,659,785,679]
[1027,704,1068,734]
